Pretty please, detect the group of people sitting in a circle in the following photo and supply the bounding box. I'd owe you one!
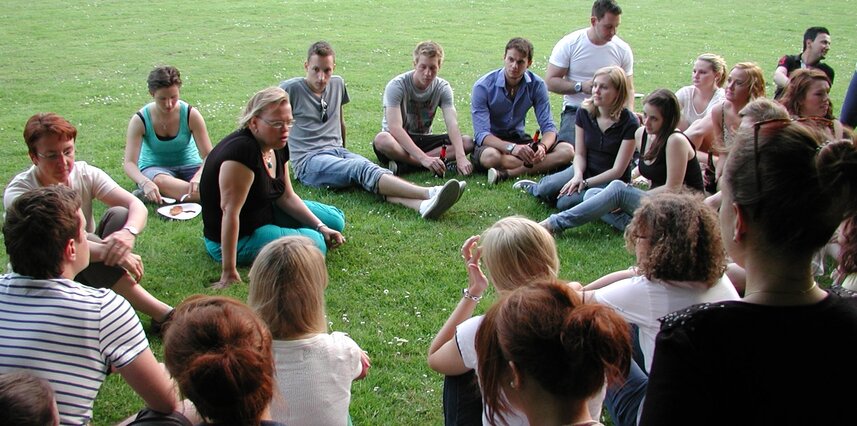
[3,0,857,423]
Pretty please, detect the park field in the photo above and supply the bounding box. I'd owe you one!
[1,1,854,424]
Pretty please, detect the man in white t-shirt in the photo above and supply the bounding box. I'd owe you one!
[546,0,635,146]
[373,41,474,176]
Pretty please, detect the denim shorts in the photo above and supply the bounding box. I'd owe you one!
[140,164,201,185]
[558,105,579,145]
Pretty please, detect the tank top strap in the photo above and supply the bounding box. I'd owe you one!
[640,128,649,153]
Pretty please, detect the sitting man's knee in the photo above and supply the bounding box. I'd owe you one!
[373,132,395,151]
[479,147,502,167]
[551,143,575,162]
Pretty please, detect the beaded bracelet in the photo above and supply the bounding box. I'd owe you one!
[462,288,482,303]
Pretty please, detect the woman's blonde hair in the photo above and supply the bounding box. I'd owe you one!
[248,236,328,339]
[696,53,728,88]
[480,216,559,292]
[238,87,290,129]
[738,98,789,123]
[582,66,629,119]
[732,62,766,101]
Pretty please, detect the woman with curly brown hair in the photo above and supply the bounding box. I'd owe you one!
[580,192,739,426]
[584,192,739,370]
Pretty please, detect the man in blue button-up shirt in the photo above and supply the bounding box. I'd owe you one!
[470,37,573,185]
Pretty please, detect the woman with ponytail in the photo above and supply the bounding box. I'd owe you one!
[640,120,857,424]
[475,280,632,426]
[164,295,283,426]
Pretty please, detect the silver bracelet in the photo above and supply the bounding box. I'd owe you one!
[315,223,326,232]
[462,288,482,303]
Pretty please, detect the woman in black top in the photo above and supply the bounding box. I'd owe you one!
[200,87,345,289]
[640,101,857,426]
[535,89,702,233]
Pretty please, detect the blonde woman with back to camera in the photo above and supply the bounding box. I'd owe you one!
[248,236,370,426]
[427,216,606,425]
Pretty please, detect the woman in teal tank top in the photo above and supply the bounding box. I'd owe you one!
[124,66,213,203]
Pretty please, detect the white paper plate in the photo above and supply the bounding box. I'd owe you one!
[160,196,176,204]
[157,203,202,221]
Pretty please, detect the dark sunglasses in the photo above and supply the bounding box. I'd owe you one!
[320,98,329,123]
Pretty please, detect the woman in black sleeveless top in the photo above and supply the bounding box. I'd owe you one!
[538,89,703,234]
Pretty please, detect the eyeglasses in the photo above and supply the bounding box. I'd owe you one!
[751,116,833,192]
[36,146,75,161]
[319,98,328,123]
[258,116,294,130]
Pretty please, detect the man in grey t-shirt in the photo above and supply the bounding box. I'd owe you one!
[280,41,464,220]
[373,41,473,176]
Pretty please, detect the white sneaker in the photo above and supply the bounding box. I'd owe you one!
[456,180,467,201]
[487,168,508,185]
[429,181,465,200]
[420,179,461,219]
[428,185,443,199]
[512,179,537,191]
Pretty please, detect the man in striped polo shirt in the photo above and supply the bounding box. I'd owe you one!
[0,186,182,425]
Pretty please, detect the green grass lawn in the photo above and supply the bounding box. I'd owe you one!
[1,1,854,424]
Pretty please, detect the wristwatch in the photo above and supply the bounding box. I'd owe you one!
[506,143,516,154]
[574,81,583,93]
[122,225,140,237]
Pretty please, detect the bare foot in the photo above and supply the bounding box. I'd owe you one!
[208,279,235,290]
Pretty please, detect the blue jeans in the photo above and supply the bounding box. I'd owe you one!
[204,200,345,263]
[558,105,579,145]
[526,165,606,210]
[547,180,644,232]
[605,357,648,426]
[841,71,857,128]
[442,370,483,426]
[296,148,392,193]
